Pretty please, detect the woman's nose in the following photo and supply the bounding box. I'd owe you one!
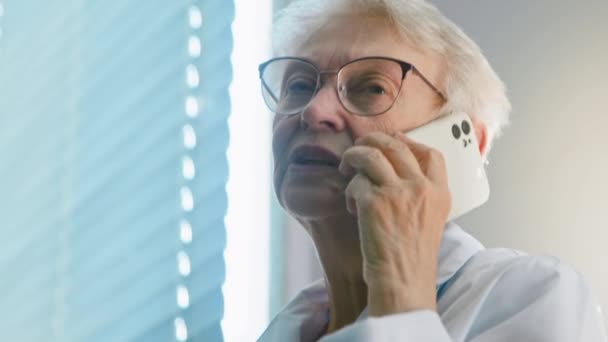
[299,84,347,132]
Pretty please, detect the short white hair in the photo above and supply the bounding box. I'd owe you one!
[273,0,511,151]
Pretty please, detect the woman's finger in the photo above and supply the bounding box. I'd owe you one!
[339,145,398,185]
[344,173,373,215]
[397,134,449,186]
[355,132,423,179]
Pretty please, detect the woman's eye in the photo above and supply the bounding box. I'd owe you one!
[289,82,313,92]
[350,81,390,96]
[366,85,386,95]
[286,78,315,94]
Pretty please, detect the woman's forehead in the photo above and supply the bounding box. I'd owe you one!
[287,15,420,69]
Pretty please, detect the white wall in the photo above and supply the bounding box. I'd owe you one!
[431,0,608,322]
[277,0,608,325]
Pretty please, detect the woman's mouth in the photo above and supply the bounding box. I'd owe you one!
[288,144,340,168]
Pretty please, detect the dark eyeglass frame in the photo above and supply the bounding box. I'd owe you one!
[258,56,446,117]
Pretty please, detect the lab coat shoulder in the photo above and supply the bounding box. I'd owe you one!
[260,279,330,342]
[439,248,607,341]
[323,249,606,342]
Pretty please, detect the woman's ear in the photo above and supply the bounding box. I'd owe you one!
[471,117,488,156]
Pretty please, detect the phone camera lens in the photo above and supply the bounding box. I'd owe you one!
[452,124,461,139]
[461,120,471,135]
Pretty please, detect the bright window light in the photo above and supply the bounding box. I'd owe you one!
[180,186,194,212]
[180,220,193,244]
[182,156,196,180]
[177,251,191,276]
[185,95,199,117]
[176,285,190,309]
[182,124,197,149]
[188,6,202,29]
[186,64,200,89]
[188,35,201,57]
[174,317,188,341]
[223,0,273,340]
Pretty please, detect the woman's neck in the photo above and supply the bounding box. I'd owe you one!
[300,214,368,334]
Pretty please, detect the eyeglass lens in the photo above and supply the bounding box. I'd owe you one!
[261,58,404,116]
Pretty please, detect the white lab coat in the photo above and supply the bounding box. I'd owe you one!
[259,223,607,341]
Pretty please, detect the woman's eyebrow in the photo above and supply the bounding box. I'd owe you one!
[280,61,315,85]
[297,49,359,70]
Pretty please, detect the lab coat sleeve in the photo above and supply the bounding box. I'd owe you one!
[320,310,452,341]
[461,255,607,342]
[319,255,607,341]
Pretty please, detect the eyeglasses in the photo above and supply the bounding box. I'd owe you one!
[258,56,446,117]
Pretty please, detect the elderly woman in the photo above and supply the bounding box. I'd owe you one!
[257,0,606,341]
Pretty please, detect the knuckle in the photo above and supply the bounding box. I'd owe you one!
[358,193,375,210]
[345,174,363,195]
[428,148,446,165]
[342,149,356,163]
[368,131,387,141]
[410,178,432,197]
[385,137,404,153]
[366,148,384,162]
[359,190,385,213]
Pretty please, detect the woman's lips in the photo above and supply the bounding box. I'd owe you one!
[287,144,341,168]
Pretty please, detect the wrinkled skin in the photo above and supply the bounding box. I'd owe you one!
[272,14,487,334]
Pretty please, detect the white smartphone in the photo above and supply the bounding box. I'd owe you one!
[405,111,490,220]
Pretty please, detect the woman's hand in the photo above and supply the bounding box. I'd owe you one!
[339,131,451,316]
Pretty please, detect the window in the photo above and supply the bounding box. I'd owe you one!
[0,1,236,341]
[223,0,273,340]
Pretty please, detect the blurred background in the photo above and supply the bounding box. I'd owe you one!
[0,1,605,341]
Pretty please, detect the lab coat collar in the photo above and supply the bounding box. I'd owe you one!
[259,222,484,340]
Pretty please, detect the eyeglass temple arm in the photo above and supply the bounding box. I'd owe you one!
[259,63,281,104]
[262,81,279,103]
[411,66,447,101]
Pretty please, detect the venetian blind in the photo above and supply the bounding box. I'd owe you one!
[0,1,233,341]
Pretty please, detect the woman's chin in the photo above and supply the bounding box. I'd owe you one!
[276,164,349,220]
[280,184,347,220]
